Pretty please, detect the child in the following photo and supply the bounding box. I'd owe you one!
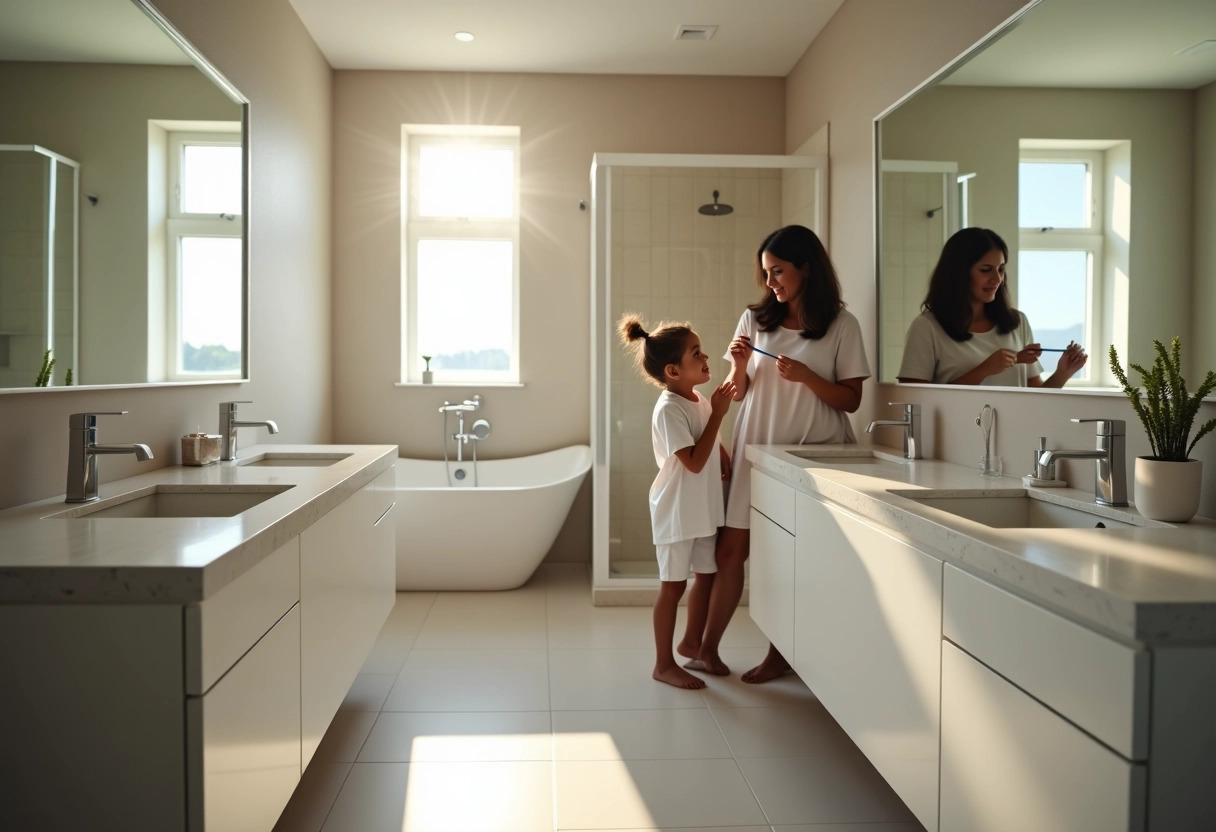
[619,313,735,689]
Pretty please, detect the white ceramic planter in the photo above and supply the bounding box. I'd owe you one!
[422,370,433,385]
[1133,457,1202,523]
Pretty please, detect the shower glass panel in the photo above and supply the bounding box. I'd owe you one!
[0,145,79,387]
[590,153,826,602]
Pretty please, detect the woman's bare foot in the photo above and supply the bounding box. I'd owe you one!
[683,654,730,676]
[653,665,707,689]
[676,639,700,661]
[740,650,792,684]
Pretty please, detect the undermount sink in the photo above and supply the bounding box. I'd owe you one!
[891,489,1164,530]
[786,448,911,468]
[45,484,294,519]
[236,452,351,468]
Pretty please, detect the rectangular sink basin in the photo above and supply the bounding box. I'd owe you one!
[891,489,1163,530]
[236,452,351,468]
[46,484,294,519]
[785,448,910,466]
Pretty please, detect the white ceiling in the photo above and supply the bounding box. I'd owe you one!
[0,0,193,64]
[285,0,846,76]
[945,0,1216,89]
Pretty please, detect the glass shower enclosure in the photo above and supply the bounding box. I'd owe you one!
[0,145,79,388]
[590,152,826,603]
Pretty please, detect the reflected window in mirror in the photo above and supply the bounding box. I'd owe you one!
[163,128,243,380]
[401,126,521,385]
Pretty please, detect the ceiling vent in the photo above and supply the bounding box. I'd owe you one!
[675,24,718,41]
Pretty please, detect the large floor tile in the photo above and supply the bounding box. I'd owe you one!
[358,711,552,762]
[383,648,550,712]
[321,761,553,832]
[312,710,378,763]
[552,708,731,761]
[339,673,396,712]
[774,824,924,831]
[413,609,548,649]
[712,700,856,759]
[548,648,710,711]
[555,758,766,829]
[546,603,656,648]
[361,593,436,674]
[737,753,916,826]
[695,648,818,710]
[272,761,351,832]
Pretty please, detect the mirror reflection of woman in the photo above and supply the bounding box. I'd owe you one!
[897,227,1087,387]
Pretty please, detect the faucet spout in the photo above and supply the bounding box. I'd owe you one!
[219,401,279,461]
[65,412,154,503]
[1041,418,1128,506]
[89,443,154,461]
[866,403,923,460]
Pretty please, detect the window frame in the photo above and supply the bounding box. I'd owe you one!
[401,127,521,384]
[164,130,244,381]
[1017,148,1106,385]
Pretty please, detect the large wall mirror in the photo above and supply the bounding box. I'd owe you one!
[0,0,248,392]
[876,0,1216,391]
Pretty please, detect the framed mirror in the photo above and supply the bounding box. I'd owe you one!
[0,0,248,392]
[875,0,1216,390]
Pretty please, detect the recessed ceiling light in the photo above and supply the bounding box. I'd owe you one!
[454,31,474,43]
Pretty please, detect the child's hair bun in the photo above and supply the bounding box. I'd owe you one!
[618,313,648,343]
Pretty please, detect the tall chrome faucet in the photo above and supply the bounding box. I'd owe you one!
[65,411,154,503]
[219,400,279,461]
[438,394,484,462]
[1037,418,1128,506]
[866,402,923,459]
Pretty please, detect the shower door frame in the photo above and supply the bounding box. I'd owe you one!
[590,152,827,604]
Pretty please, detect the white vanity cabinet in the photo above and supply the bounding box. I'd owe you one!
[792,490,943,832]
[0,458,397,832]
[748,470,797,660]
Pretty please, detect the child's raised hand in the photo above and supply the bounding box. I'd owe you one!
[709,380,736,416]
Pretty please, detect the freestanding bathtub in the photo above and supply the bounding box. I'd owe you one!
[391,445,592,590]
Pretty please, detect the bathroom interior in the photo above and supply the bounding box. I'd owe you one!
[1,0,1215,830]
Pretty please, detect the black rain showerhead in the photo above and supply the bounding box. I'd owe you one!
[698,189,733,216]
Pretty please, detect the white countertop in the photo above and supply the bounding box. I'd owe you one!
[0,444,396,605]
[748,444,1216,645]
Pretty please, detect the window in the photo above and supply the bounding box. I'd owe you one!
[1017,148,1106,384]
[166,130,243,379]
[402,127,520,384]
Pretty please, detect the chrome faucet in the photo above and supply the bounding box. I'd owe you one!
[866,402,923,459]
[1038,418,1128,506]
[219,400,279,461]
[438,395,483,462]
[65,411,154,503]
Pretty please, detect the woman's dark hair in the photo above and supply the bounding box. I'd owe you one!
[923,227,1018,341]
[750,225,844,339]
[617,313,693,388]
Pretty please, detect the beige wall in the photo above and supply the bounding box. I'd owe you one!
[0,0,332,509]
[786,0,1216,518]
[881,84,1194,372]
[1196,81,1216,374]
[331,71,784,560]
[0,62,240,385]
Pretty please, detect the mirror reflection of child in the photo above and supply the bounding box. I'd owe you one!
[898,227,1087,387]
[619,314,734,690]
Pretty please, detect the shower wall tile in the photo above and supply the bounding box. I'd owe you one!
[622,174,650,212]
[732,178,759,217]
[650,248,670,297]
[650,209,669,244]
[651,176,669,208]
[623,211,650,246]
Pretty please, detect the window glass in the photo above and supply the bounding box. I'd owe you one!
[416,238,513,371]
[418,145,514,218]
[1018,161,1088,228]
[182,145,242,215]
[179,236,242,373]
[1017,249,1088,378]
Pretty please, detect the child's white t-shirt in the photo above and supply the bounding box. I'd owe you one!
[898,311,1044,386]
[722,308,871,529]
[649,390,725,545]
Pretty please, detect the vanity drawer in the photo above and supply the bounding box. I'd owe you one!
[186,603,301,832]
[943,564,1149,759]
[751,469,794,533]
[185,537,300,695]
[940,641,1145,832]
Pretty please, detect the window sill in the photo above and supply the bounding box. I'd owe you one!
[396,381,525,388]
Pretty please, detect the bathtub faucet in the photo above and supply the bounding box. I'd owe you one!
[439,395,484,462]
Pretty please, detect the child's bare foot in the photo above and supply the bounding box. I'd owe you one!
[684,654,730,676]
[654,665,707,689]
[741,651,792,684]
[676,639,701,661]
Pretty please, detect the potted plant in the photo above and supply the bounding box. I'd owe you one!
[1109,337,1215,522]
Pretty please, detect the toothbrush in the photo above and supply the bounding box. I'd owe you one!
[749,345,779,359]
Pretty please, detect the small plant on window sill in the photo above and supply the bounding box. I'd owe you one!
[35,349,55,387]
[422,355,433,384]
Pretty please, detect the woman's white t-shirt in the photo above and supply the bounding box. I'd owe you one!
[898,311,1044,387]
[649,390,725,545]
[723,308,871,529]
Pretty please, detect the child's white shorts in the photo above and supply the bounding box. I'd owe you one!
[655,534,718,582]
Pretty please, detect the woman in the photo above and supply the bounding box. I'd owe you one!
[684,225,870,683]
[897,227,1087,386]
